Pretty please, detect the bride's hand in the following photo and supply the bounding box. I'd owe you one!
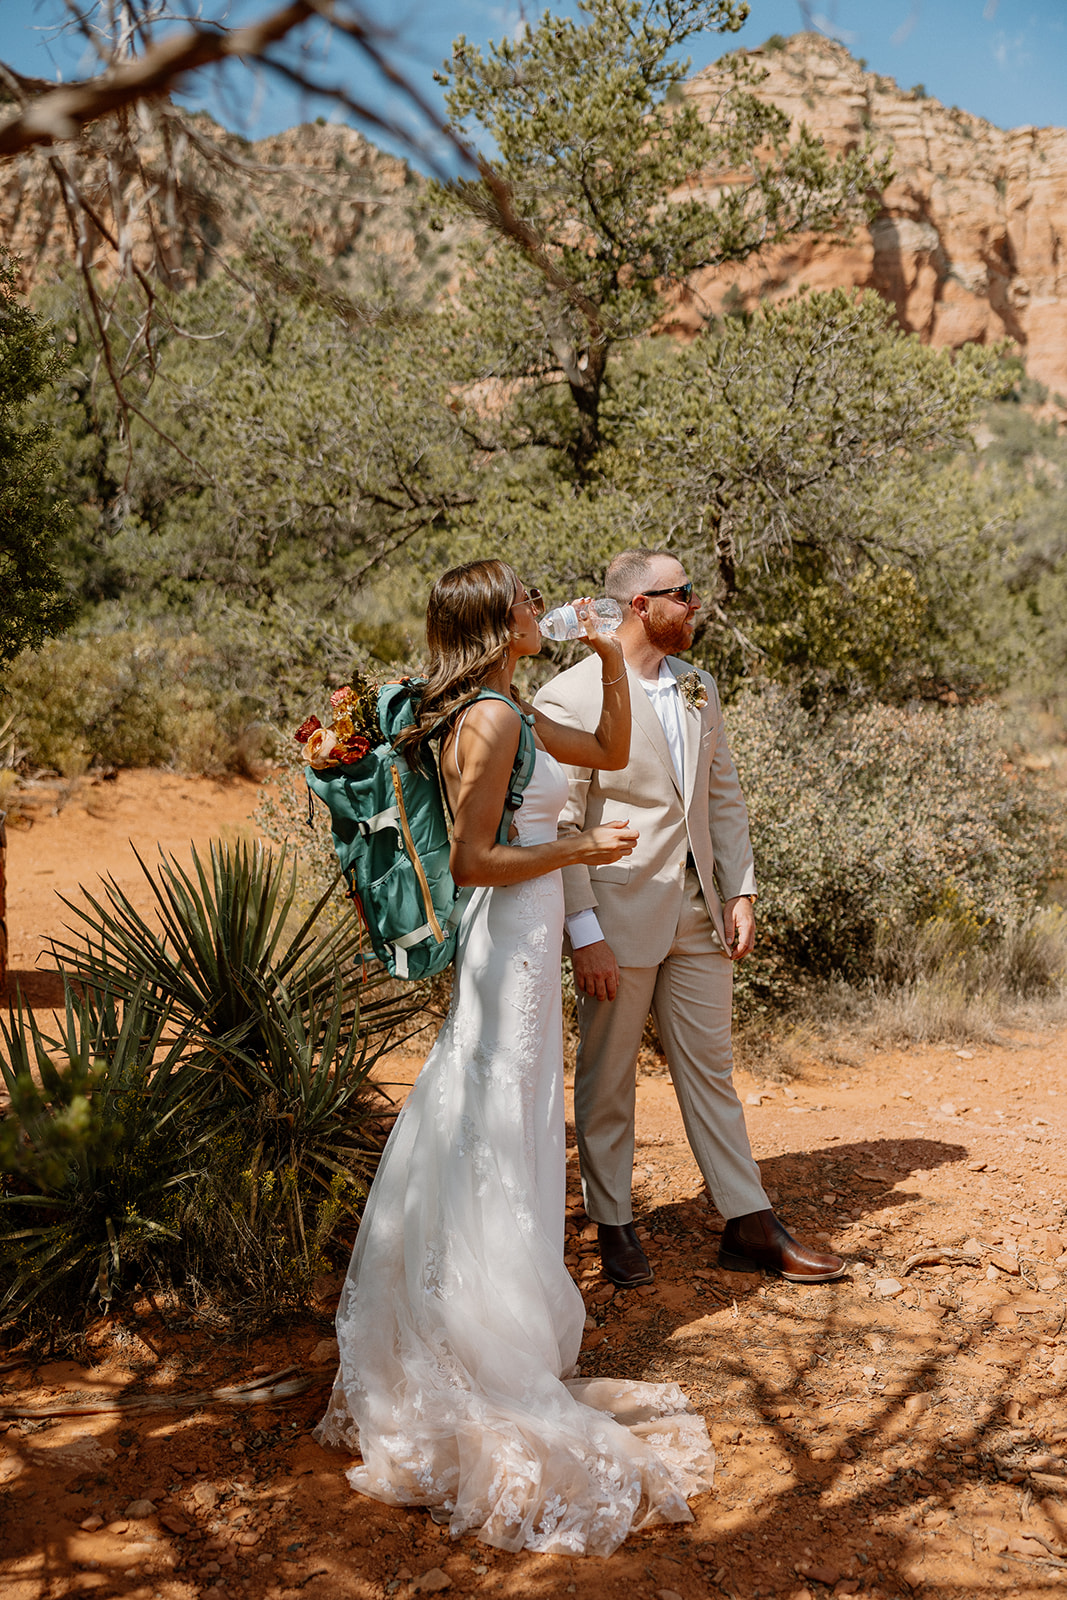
[579,819,638,864]
[573,599,624,669]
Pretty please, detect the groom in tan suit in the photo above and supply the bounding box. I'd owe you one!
[535,549,844,1287]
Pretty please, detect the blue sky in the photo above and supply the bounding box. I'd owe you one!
[3,2,1066,170]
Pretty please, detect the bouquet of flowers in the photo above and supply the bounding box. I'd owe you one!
[295,673,382,770]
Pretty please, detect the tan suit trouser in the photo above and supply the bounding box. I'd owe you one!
[574,869,768,1225]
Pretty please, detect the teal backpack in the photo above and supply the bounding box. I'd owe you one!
[306,681,536,979]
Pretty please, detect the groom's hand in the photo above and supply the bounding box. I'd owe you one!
[723,896,756,961]
[572,939,621,1002]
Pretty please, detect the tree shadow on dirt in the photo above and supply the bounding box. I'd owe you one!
[3,1126,1066,1599]
[560,1132,1067,1598]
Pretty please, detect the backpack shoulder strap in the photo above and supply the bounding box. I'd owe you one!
[473,689,537,831]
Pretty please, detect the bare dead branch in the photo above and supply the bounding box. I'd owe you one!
[0,2,490,464]
[0,3,316,156]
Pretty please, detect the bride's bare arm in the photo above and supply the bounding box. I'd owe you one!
[447,698,637,889]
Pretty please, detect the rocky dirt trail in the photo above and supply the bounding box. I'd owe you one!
[2,774,1066,1600]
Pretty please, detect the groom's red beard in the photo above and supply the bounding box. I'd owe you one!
[645,607,696,655]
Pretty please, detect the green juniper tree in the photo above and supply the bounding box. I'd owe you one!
[435,0,891,475]
[114,268,480,619]
[464,290,1010,699]
[967,380,1067,714]
[0,258,76,991]
[0,260,76,672]
[602,289,1010,694]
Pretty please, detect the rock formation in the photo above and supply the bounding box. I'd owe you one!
[678,34,1067,398]
[0,115,436,300]
[4,33,1067,395]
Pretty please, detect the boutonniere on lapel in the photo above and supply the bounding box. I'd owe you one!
[676,671,708,711]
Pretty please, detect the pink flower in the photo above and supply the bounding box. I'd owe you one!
[330,686,353,708]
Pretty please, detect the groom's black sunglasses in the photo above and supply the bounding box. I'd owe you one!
[641,581,694,605]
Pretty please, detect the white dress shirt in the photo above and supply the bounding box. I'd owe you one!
[566,662,683,951]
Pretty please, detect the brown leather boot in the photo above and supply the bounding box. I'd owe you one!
[719,1209,846,1282]
[597,1223,653,1288]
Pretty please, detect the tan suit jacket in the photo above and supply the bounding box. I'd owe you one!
[535,653,756,968]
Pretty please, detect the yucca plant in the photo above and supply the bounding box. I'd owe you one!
[49,839,421,1093]
[190,969,395,1278]
[172,979,392,1312]
[218,974,390,1187]
[2,838,427,1328]
[52,839,355,1037]
[0,985,212,1324]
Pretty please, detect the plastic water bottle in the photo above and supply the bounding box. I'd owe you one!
[539,597,623,641]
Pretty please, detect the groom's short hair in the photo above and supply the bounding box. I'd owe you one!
[605,548,676,606]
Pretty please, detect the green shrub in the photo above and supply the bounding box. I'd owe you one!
[0,987,209,1323]
[3,627,272,775]
[729,689,1058,1009]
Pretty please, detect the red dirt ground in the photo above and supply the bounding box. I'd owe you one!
[2,772,1066,1600]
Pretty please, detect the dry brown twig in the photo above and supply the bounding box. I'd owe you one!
[0,4,319,156]
[900,1247,984,1274]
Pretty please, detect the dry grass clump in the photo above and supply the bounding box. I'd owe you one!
[770,905,1067,1055]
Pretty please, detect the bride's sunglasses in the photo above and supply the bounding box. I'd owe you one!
[512,586,546,619]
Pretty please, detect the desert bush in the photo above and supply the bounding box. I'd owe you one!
[729,689,1059,1010]
[3,627,272,775]
[263,681,1061,1030]
[1,841,423,1331]
[0,987,209,1324]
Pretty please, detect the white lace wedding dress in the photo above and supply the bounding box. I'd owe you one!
[314,743,715,1555]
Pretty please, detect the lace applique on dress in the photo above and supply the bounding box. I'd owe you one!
[313,748,715,1555]
[423,1240,457,1300]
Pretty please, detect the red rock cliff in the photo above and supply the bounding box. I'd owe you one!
[5,34,1067,396]
[677,34,1067,397]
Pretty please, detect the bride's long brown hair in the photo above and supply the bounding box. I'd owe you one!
[394,558,520,765]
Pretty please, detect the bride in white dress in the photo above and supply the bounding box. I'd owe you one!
[315,560,715,1555]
